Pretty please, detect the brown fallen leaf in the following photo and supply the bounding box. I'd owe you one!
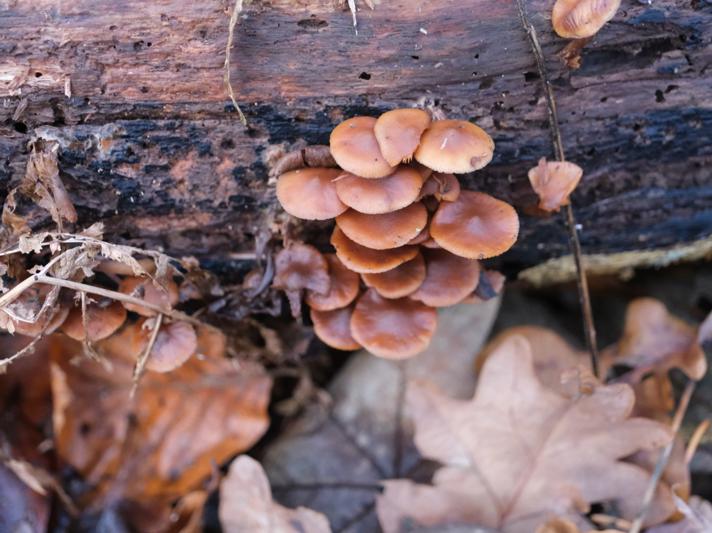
[50,332,272,524]
[601,298,710,382]
[377,334,676,533]
[219,455,331,533]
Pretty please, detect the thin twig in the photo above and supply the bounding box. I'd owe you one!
[685,419,710,464]
[0,335,42,369]
[515,0,600,378]
[628,380,696,533]
[225,0,248,125]
[130,313,163,399]
[79,291,100,361]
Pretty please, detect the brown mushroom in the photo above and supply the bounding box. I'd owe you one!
[336,202,428,250]
[407,225,430,245]
[409,249,480,307]
[310,305,361,351]
[305,254,360,311]
[138,319,198,373]
[552,0,621,39]
[0,286,68,337]
[527,157,583,212]
[414,119,494,173]
[334,166,425,215]
[350,289,438,359]
[61,300,127,341]
[362,252,426,299]
[466,269,506,304]
[330,116,396,178]
[273,243,330,317]
[331,227,419,274]
[276,167,347,220]
[430,190,519,259]
[418,172,460,202]
[374,108,432,166]
[118,276,180,316]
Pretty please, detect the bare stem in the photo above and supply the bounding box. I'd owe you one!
[515,0,600,378]
[628,380,696,533]
[131,313,163,399]
[225,0,248,125]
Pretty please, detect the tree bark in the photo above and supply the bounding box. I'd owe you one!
[1,0,710,277]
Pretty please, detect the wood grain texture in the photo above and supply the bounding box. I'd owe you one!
[1,0,710,276]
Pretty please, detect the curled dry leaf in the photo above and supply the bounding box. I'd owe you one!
[219,456,331,533]
[601,298,710,382]
[552,0,622,39]
[527,158,583,213]
[377,335,676,533]
[50,334,272,517]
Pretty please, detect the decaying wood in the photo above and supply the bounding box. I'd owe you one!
[1,0,710,276]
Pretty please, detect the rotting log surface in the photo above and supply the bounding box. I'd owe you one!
[1,0,711,278]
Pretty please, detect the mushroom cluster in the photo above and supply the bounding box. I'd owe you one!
[274,109,519,359]
[0,268,222,372]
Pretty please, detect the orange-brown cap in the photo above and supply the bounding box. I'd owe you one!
[119,276,180,316]
[273,243,330,294]
[414,119,494,173]
[527,157,583,212]
[276,167,347,220]
[430,190,519,259]
[407,225,430,245]
[61,300,127,341]
[331,227,418,274]
[418,172,460,202]
[143,320,198,372]
[305,254,360,311]
[552,0,622,39]
[310,305,361,351]
[421,237,441,249]
[336,202,428,250]
[374,108,431,166]
[350,289,437,359]
[409,249,480,307]
[334,166,425,215]
[362,252,426,299]
[330,117,396,178]
[465,269,506,304]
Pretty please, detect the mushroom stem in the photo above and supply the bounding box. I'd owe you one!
[516,0,600,378]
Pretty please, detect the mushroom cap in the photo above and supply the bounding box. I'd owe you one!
[310,305,361,351]
[466,269,506,304]
[0,286,68,337]
[272,243,330,295]
[144,320,198,372]
[330,116,396,178]
[418,173,460,202]
[119,276,180,317]
[336,202,428,250]
[61,300,127,341]
[414,119,494,173]
[407,225,430,245]
[305,254,360,311]
[276,167,347,220]
[421,237,441,249]
[331,227,418,274]
[374,108,432,166]
[552,0,622,39]
[362,252,426,299]
[430,190,519,259]
[334,166,425,215]
[350,289,438,359]
[409,249,480,307]
[527,158,583,212]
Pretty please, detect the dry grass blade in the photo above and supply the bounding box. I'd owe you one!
[225,0,248,126]
[685,419,710,464]
[628,380,696,533]
[130,313,163,399]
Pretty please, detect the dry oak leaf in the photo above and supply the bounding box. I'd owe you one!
[219,455,331,533]
[601,298,710,382]
[50,333,271,511]
[376,335,676,533]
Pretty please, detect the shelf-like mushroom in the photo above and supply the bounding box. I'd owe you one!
[350,289,437,359]
[276,167,347,220]
[430,190,519,259]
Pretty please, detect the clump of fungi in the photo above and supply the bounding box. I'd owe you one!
[273,109,519,359]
